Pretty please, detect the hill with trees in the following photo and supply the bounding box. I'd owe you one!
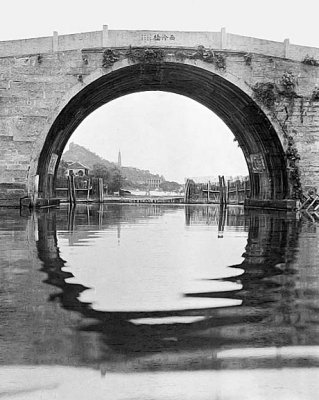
[61,143,183,191]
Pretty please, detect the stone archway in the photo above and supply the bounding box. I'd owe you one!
[36,61,289,206]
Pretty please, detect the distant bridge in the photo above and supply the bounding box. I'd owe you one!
[0,26,319,209]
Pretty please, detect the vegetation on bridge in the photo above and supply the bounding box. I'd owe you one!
[101,45,226,71]
[302,55,319,66]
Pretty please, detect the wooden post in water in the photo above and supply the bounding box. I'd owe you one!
[184,179,191,203]
[72,175,76,204]
[87,179,91,202]
[244,180,247,202]
[218,176,223,206]
[218,205,226,238]
[222,176,226,205]
[98,203,103,227]
[67,204,76,231]
[184,179,188,203]
[236,181,239,204]
[67,176,71,204]
[98,178,104,203]
[227,179,230,204]
[219,175,226,206]
[225,177,227,205]
[67,174,76,205]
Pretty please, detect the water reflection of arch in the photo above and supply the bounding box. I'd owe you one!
[184,205,248,237]
[36,206,306,371]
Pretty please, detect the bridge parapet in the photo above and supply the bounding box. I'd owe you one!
[0,27,319,63]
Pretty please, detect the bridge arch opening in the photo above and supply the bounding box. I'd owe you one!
[61,91,248,186]
[37,62,288,201]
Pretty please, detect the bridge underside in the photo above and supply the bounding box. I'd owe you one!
[38,62,290,207]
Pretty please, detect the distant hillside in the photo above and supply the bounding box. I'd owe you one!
[62,143,115,169]
[62,142,164,184]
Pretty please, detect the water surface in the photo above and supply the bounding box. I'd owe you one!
[1,204,319,399]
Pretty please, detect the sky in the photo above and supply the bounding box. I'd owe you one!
[1,0,318,46]
[1,0,318,182]
[68,92,247,182]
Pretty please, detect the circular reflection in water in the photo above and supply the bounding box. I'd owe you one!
[3,204,319,377]
[58,205,246,313]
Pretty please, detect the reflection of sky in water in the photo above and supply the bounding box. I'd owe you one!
[58,209,246,312]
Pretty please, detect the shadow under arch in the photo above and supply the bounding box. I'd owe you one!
[36,62,289,202]
[35,205,307,371]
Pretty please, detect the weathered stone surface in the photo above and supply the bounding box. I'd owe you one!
[0,28,318,206]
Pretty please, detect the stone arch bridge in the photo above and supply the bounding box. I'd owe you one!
[1,26,319,208]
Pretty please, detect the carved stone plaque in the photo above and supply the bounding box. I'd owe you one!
[250,153,266,173]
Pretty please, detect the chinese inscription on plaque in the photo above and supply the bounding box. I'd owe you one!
[141,33,176,42]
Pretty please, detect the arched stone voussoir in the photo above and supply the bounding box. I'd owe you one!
[33,58,289,206]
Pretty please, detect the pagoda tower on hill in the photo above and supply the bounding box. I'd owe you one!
[118,150,122,168]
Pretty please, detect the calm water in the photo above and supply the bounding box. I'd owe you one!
[1,204,319,399]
